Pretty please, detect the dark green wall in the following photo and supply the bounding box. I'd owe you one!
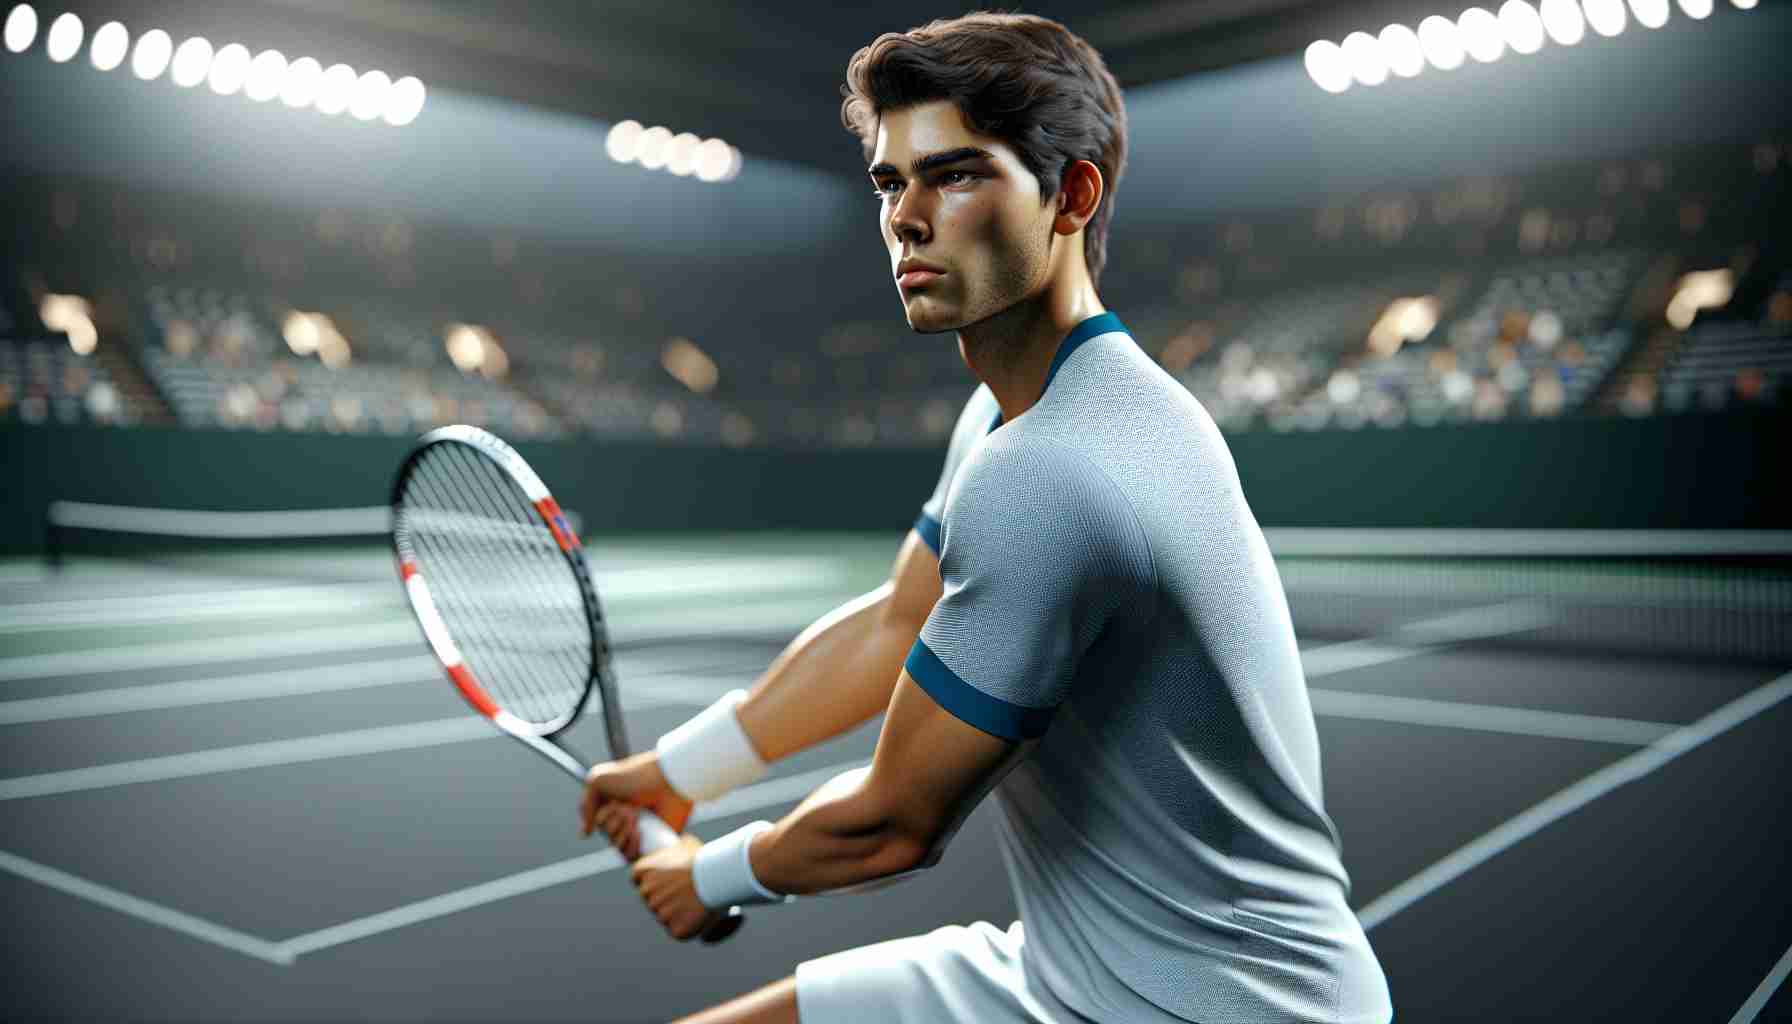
[3,411,1783,555]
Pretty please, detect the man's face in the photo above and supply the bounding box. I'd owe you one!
[868,100,1056,333]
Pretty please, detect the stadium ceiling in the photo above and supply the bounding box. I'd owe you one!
[49,0,1492,176]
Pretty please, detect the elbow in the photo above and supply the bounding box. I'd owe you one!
[876,830,935,877]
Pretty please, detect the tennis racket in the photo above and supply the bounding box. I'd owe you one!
[390,424,744,944]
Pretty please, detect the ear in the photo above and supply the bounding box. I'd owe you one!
[1053,160,1104,236]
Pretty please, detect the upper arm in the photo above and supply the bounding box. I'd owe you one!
[884,529,942,633]
[864,439,1152,864]
[861,670,1027,868]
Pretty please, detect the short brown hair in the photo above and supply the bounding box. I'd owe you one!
[840,11,1129,287]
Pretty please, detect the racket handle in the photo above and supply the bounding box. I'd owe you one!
[636,809,745,945]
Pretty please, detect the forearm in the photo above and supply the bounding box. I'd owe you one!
[744,767,926,895]
[733,583,921,763]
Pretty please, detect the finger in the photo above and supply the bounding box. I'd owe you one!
[579,786,596,836]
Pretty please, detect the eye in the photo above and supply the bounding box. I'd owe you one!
[939,171,975,186]
[870,180,899,200]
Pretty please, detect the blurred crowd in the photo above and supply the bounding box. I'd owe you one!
[2,138,1786,445]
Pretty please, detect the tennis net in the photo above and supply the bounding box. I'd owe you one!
[35,502,1792,663]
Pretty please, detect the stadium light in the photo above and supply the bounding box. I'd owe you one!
[694,138,734,181]
[1310,0,1744,93]
[314,62,356,115]
[169,36,211,87]
[19,9,428,126]
[279,55,320,107]
[1540,0,1588,44]
[44,10,78,62]
[244,49,285,102]
[1379,24,1426,77]
[606,119,645,161]
[1624,0,1667,28]
[1458,7,1507,61]
[606,117,739,182]
[384,75,425,125]
[1342,30,1389,85]
[207,42,250,95]
[1499,1,1547,53]
[1303,39,1352,92]
[637,125,673,169]
[4,4,36,54]
[1417,15,1467,69]
[349,68,390,121]
[666,132,702,176]
[89,19,125,69]
[131,28,170,79]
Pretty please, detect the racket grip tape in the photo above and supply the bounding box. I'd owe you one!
[635,809,745,945]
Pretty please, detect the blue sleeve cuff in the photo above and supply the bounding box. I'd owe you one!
[913,513,942,556]
[903,640,1055,742]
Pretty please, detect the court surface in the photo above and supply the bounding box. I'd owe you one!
[1,534,1787,1022]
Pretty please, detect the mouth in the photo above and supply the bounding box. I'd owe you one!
[898,270,943,291]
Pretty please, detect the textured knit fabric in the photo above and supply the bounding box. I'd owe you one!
[903,313,1392,1023]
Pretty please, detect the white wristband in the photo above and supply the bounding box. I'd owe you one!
[654,689,768,802]
[693,820,791,909]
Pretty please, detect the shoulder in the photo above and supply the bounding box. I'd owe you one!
[943,433,1150,568]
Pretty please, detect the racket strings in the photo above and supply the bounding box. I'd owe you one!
[417,446,587,725]
[398,443,591,729]
[424,447,584,709]
[407,455,583,728]
[402,464,561,722]
[405,482,566,725]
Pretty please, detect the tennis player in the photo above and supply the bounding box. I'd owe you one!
[580,12,1393,1023]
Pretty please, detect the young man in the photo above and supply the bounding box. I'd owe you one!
[580,12,1393,1024]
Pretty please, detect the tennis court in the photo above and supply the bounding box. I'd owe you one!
[1,526,1787,1022]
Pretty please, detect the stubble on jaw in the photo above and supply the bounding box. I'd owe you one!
[950,207,1059,370]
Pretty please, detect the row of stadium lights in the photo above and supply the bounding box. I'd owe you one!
[1305,0,1758,93]
[605,120,742,183]
[2,4,427,125]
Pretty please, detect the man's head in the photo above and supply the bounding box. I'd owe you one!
[841,12,1128,333]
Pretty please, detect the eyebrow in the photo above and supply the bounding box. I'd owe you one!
[867,147,994,178]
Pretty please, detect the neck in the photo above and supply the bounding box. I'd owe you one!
[958,258,1105,424]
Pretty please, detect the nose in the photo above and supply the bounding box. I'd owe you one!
[888,188,930,246]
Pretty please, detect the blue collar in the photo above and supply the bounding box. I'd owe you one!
[990,311,1129,430]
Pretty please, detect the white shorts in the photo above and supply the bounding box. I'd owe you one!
[795,920,1078,1024]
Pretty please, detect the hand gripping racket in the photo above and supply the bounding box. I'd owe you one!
[391,424,744,943]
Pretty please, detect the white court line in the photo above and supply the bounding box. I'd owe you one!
[0,849,293,965]
[0,685,727,802]
[0,657,439,725]
[1299,641,1416,678]
[0,593,847,683]
[0,653,765,725]
[1307,689,1676,746]
[0,621,424,683]
[275,759,868,959]
[1359,669,1792,931]
[1388,600,1555,645]
[0,559,852,633]
[1729,941,1792,1024]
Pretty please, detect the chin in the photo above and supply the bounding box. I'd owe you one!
[901,297,960,335]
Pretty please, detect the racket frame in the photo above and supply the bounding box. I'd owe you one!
[391,424,743,942]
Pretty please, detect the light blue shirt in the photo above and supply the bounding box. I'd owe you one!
[908,313,1392,1024]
